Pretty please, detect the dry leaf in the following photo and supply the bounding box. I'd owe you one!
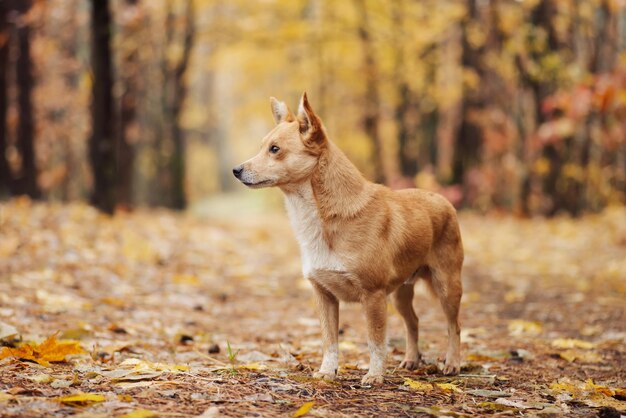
[291,401,314,418]
[558,349,603,363]
[116,409,156,418]
[404,378,433,391]
[507,320,542,336]
[237,362,268,371]
[0,334,84,366]
[551,338,596,349]
[404,378,461,393]
[56,393,106,406]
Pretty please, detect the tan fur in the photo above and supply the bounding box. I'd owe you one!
[234,93,463,384]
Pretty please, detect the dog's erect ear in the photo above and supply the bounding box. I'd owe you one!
[297,92,322,140]
[270,97,294,124]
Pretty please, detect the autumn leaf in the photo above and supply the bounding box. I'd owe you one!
[558,349,603,363]
[117,409,156,418]
[291,401,315,418]
[56,393,106,406]
[551,338,596,349]
[507,319,542,336]
[0,334,84,367]
[404,378,433,391]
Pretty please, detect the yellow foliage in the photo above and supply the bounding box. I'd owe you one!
[117,409,156,418]
[291,401,315,418]
[404,378,461,393]
[507,319,542,336]
[56,393,106,406]
[559,349,602,363]
[0,334,84,367]
[551,338,596,349]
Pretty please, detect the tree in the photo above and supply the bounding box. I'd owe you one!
[89,0,117,214]
[13,0,39,199]
[354,0,385,184]
[0,1,10,197]
[157,0,195,209]
[117,0,143,209]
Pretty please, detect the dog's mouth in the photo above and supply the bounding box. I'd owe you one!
[242,179,273,188]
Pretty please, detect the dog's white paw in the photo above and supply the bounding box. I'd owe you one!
[361,373,384,385]
[313,370,336,381]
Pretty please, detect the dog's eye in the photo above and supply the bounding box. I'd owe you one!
[269,145,280,154]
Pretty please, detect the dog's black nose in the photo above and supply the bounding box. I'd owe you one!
[232,166,243,179]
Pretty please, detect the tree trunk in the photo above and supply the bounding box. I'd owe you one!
[13,0,39,198]
[89,0,117,214]
[452,0,483,190]
[0,2,10,197]
[391,0,419,179]
[158,0,194,210]
[117,0,141,209]
[354,0,385,184]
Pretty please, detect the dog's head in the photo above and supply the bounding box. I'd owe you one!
[233,92,326,189]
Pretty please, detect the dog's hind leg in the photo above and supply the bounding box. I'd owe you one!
[391,283,420,370]
[429,266,462,375]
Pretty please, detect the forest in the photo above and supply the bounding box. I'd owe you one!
[0,0,625,417]
[0,0,623,215]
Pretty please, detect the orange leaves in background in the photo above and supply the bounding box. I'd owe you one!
[0,334,84,367]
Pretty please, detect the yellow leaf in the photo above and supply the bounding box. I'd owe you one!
[551,338,596,349]
[559,349,602,363]
[56,393,106,406]
[466,353,499,362]
[585,379,614,397]
[404,378,433,391]
[0,335,84,367]
[436,383,462,393]
[28,373,54,383]
[117,409,156,418]
[291,401,315,418]
[0,392,13,403]
[507,320,542,336]
[172,274,200,285]
[237,362,268,371]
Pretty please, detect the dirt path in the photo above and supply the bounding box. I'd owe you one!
[1,199,625,417]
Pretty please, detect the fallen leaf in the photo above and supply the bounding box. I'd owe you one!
[27,373,54,383]
[291,401,314,418]
[551,338,596,349]
[56,393,106,406]
[404,378,462,393]
[507,319,542,336]
[404,378,433,391]
[0,321,19,341]
[559,349,603,363]
[0,334,84,366]
[237,362,268,371]
[116,409,156,418]
[437,383,463,393]
[467,389,511,398]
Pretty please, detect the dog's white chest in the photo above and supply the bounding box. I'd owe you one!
[285,183,345,278]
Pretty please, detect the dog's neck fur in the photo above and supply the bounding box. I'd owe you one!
[310,141,372,220]
[281,139,371,277]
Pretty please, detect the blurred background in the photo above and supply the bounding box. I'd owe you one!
[0,0,624,216]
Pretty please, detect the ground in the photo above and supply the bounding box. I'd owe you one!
[0,198,625,417]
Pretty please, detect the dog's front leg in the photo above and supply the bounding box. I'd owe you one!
[362,290,387,385]
[311,282,339,381]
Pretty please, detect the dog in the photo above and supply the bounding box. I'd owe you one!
[233,93,463,384]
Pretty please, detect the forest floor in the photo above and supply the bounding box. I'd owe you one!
[0,198,625,418]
